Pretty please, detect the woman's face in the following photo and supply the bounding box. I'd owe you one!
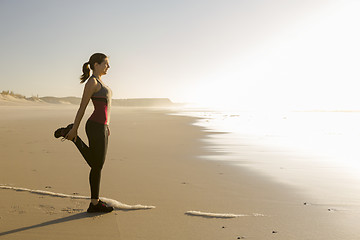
[95,58,110,75]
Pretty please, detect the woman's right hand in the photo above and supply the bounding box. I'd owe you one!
[65,128,78,142]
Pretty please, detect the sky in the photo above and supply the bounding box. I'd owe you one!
[1,0,360,110]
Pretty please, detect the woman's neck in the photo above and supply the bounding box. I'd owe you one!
[92,73,102,80]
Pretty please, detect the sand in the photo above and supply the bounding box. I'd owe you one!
[0,104,358,239]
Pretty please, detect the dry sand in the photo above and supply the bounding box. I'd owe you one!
[0,104,358,239]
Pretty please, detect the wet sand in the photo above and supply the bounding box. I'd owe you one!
[0,105,357,239]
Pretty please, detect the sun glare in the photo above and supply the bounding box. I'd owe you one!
[186,1,360,111]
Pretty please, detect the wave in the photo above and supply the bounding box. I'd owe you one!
[0,185,155,210]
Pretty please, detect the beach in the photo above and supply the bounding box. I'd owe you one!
[1,105,359,239]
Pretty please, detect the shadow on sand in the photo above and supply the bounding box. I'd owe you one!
[0,212,107,237]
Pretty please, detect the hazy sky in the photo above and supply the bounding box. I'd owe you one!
[1,0,359,110]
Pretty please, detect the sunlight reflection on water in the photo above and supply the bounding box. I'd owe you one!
[170,109,360,204]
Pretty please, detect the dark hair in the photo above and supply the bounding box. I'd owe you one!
[80,53,108,83]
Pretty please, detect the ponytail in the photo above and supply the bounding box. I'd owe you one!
[80,62,90,83]
[79,53,108,83]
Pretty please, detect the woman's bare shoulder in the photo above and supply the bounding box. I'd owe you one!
[86,76,97,86]
[85,77,99,91]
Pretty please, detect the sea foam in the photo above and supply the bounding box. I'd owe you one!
[0,185,155,210]
[185,210,265,218]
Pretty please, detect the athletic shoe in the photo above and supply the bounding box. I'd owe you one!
[87,200,114,213]
[54,123,74,139]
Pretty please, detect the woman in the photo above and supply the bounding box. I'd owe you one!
[54,53,114,213]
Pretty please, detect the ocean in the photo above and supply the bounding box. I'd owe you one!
[171,107,360,206]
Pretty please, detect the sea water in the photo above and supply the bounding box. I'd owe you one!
[171,107,360,206]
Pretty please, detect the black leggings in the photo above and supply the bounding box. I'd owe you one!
[73,120,109,199]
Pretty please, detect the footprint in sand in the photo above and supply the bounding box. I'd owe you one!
[61,207,83,213]
[38,204,56,215]
[9,206,26,214]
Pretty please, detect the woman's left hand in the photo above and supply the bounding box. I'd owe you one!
[107,126,110,136]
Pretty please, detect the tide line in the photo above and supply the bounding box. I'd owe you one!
[1,185,266,216]
[0,185,155,210]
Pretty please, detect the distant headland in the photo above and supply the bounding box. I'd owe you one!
[0,90,183,107]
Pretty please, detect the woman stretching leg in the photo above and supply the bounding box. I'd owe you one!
[55,53,113,213]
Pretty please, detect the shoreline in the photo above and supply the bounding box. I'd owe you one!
[0,106,356,239]
[174,109,360,198]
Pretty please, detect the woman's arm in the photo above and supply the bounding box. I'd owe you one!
[65,78,98,141]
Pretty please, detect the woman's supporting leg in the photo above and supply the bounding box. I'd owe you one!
[85,120,108,199]
[72,120,109,199]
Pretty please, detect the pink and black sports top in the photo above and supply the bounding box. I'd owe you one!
[88,75,112,125]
